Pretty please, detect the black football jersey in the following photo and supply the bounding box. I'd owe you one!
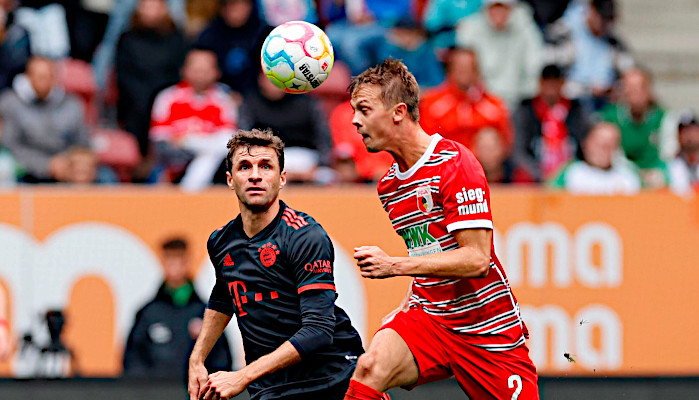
[207,200,363,399]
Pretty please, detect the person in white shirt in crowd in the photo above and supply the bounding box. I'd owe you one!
[455,0,544,109]
[150,48,237,191]
[550,121,641,194]
[669,111,699,197]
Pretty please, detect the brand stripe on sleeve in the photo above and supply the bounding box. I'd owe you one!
[297,283,336,293]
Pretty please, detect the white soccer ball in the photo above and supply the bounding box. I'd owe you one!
[260,21,334,94]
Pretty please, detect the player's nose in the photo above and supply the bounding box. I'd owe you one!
[351,112,362,129]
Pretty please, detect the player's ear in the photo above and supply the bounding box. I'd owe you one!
[393,102,408,123]
[226,171,234,190]
[279,170,287,189]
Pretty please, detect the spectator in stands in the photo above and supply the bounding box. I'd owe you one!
[473,127,534,184]
[150,48,238,191]
[257,0,318,26]
[419,47,512,151]
[600,67,673,189]
[92,0,185,90]
[377,18,444,90]
[550,122,641,194]
[124,237,232,378]
[323,0,411,76]
[0,56,92,183]
[186,0,220,38]
[13,0,70,59]
[116,0,186,161]
[238,73,331,183]
[63,146,117,184]
[195,0,269,101]
[455,0,544,109]
[0,115,21,186]
[522,0,571,29]
[329,100,393,183]
[0,3,30,91]
[421,0,483,49]
[559,0,633,112]
[669,111,699,196]
[513,64,590,181]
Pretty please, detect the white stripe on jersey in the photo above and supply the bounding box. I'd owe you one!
[391,211,445,228]
[379,177,440,201]
[446,219,494,232]
[383,188,440,209]
[451,308,521,333]
[418,289,512,315]
[423,151,459,166]
[472,336,526,352]
[414,278,460,288]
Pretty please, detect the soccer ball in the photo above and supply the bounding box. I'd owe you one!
[260,21,334,94]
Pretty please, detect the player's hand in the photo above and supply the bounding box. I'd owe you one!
[188,361,208,400]
[354,246,395,279]
[200,371,248,400]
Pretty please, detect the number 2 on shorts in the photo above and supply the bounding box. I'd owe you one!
[508,374,522,399]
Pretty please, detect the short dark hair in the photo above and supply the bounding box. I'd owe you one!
[348,58,420,122]
[679,110,698,132]
[162,237,187,251]
[225,128,285,173]
[591,0,615,21]
[541,64,563,80]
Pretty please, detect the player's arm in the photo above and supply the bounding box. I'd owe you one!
[355,228,491,279]
[201,290,336,400]
[189,274,233,400]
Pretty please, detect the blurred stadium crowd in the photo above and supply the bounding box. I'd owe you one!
[0,0,696,195]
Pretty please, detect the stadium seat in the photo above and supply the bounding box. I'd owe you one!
[57,58,98,126]
[91,128,141,182]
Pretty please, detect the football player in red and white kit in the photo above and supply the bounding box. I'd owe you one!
[343,59,539,400]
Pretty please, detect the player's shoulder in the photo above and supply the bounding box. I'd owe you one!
[279,204,321,233]
[207,218,238,249]
[434,136,479,165]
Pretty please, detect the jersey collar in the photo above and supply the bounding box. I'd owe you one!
[394,134,442,180]
[235,200,286,241]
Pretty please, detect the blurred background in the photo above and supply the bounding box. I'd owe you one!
[0,0,698,398]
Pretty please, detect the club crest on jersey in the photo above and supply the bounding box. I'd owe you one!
[416,186,434,213]
[258,242,280,267]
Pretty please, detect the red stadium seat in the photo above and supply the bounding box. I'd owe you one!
[91,128,141,182]
[57,58,99,126]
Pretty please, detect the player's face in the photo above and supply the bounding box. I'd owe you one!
[227,146,286,212]
[351,84,396,153]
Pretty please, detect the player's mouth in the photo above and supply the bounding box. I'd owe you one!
[246,187,265,193]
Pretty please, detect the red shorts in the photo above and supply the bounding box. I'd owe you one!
[380,308,539,400]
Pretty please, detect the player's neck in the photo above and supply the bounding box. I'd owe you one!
[240,199,281,238]
[392,126,433,172]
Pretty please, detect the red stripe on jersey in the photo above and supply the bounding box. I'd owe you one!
[282,215,302,230]
[297,283,336,293]
[284,208,308,227]
[377,135,526,351]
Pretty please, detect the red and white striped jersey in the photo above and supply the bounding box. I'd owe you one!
[377,134,527,351]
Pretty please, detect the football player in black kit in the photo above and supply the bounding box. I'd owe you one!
[188,129,364,400]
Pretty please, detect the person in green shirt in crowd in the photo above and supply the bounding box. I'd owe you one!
[600,67,676,188]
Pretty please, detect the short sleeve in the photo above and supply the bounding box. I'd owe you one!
[440,147,494,233]
[287,225,336,294]
[206,234,234,316]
